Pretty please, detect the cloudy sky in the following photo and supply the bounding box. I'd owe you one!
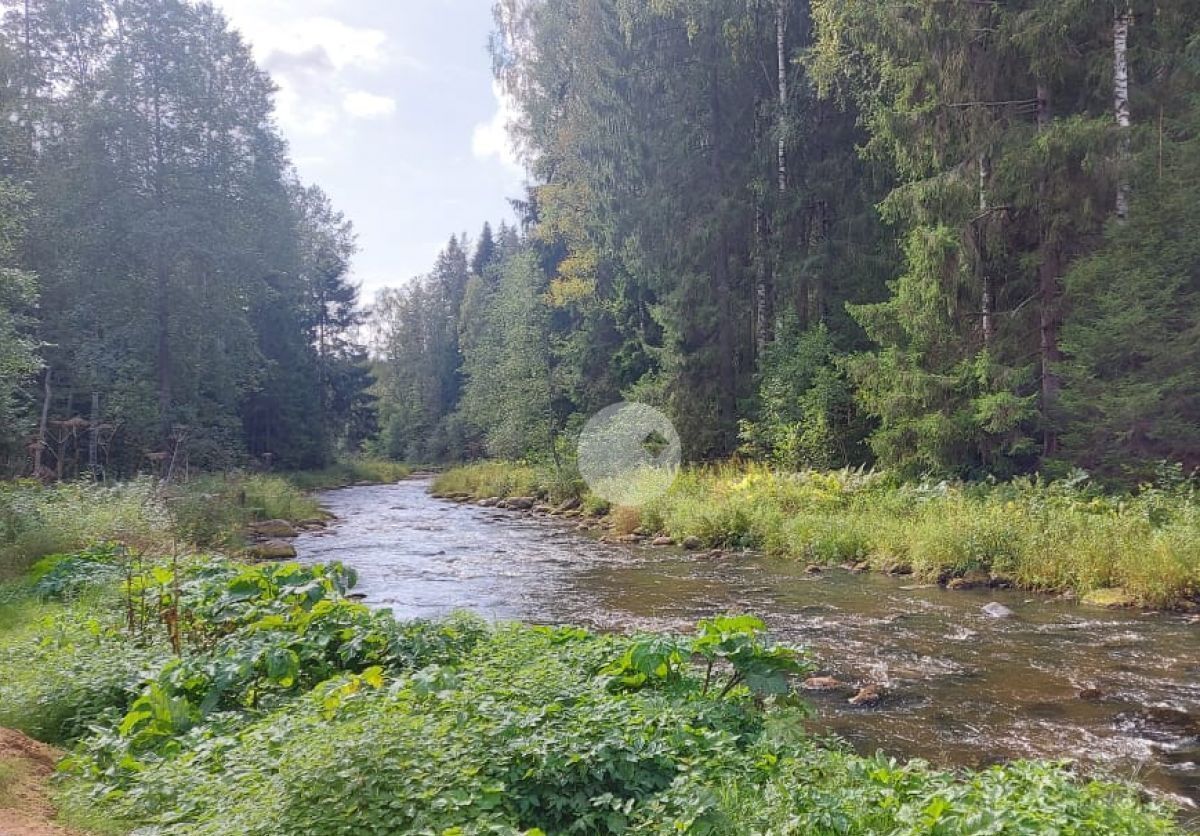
[210,0,524,303]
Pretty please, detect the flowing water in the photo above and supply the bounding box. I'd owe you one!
[297,477,1200,816]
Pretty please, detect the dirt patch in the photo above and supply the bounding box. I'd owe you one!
[0,728,82,836]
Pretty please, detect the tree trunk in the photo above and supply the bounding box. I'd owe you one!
[156,259,171,440]
[33,367,50,477]
[709,22,736,455]
[1036,84,1061,458]
[776,0,788,194]
[978,155,994,347]
[1114,3,1132,221]
[753,99,774,361]
[88,391,100,479]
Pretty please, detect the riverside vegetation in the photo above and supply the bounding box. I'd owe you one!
[0,543,1184,835]
[0,460,411,580]
[433,462,1200,611]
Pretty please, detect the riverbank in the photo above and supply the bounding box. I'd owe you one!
[0,547,1183,834]
[0,460,411,580]
[433,462,1200,611]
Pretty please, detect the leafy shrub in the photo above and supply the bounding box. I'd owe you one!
[30,543,126,601]
[56,617,1179,835]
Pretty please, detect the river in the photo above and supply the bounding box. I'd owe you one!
[296,477,1200,813]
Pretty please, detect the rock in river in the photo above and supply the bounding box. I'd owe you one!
[803,676,844,691]
[250,519,299,538]
[848,684,885,707]
[249,539,297,560]
[681,536,703,551]
[981,602,1014,619]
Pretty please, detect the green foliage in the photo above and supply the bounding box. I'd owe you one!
[432,461,548,501]
[284,459,412,492]
[36,599,1175,834]
[739,322,869,471]
[0,179,39,458]
[1060,63,1200,481]
[0,546,1181,833]
[164,474,322,548]
[632,463,1200,608]
[0,479,171,579]
[0,472,329,580]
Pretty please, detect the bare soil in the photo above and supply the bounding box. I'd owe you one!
[0,728,82,836]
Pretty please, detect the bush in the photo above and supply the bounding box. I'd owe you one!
[55,611,1179,835]
[0,479,172,579]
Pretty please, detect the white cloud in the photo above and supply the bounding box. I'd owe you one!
[472,81,523,173]
[343,90,397,120]
[213,1,414,137]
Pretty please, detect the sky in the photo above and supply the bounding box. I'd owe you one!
[210,0,524,304]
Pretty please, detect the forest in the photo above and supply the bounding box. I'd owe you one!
[375,0,1200,487]
[0,0,376,480]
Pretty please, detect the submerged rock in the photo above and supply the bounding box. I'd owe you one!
[981,602,1015,619]
[848,684,885,707]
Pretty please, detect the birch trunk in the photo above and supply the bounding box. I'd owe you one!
[776,0,787,194]
[1114,4,1132,221]
[978,155,994,347]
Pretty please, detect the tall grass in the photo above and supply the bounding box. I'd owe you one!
[163,473,323,547]
[0,473,327,579]
[0,479,172,578]
[432,462,550,501]
[640,464,1200,608]
[285,459,412,492]
[435,461,1200,608]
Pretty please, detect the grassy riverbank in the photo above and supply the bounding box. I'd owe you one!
[0,459,410,580]
[0,548,1182,834]
[434,462,1200,610]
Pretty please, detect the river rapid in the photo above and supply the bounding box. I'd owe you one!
[296,477,1200,815]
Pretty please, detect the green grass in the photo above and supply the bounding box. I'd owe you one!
[432,461,546,499]
[643,464,1200,608]
[0,459,413,580]
[435,461,1200,609]
[0,478,173,579]
[284,459,412,492]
